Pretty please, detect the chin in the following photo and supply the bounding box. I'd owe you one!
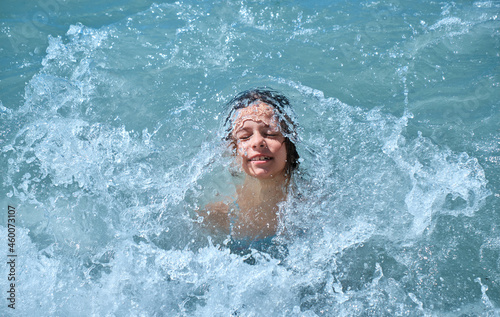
[249,169,282,179]
[242,163,286,179]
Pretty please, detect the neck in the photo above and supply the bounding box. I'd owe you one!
[232,173,288,240]
[241,173,288,203]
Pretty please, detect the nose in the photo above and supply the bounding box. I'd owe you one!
[250,133,266,148]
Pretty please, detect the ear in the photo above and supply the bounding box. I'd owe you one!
[231,140,239,155]
[229,154,244,177]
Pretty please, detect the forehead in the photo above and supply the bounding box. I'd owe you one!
[235,102,275,118]
[237,118,276,130]
[232,103,279,132]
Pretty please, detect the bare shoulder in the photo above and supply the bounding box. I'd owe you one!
[198,201,231,235]
[204,201,230,214]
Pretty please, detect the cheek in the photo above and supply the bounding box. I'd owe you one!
[281,147,288,164]
[236,141,248,157]
[274,143,288,164]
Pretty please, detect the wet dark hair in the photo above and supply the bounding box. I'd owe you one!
[224,88,300,176]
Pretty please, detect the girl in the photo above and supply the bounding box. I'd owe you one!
[200,88,300,253]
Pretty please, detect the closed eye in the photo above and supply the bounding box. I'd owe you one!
[264,132,282,138]
[236,134,251,140]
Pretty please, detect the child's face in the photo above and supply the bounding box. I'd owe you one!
[232,103,288,179]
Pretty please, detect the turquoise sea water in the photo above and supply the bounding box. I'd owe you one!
[1,0,499,316]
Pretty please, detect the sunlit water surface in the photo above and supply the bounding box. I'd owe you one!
[1,0,499,316]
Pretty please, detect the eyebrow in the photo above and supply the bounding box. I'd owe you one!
[234,129,249,135]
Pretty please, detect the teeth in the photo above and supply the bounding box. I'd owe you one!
[250,156,271,161]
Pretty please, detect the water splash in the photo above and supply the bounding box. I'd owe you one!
[1,1,498,316]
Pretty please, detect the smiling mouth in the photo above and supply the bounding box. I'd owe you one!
[249,156,272,161]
